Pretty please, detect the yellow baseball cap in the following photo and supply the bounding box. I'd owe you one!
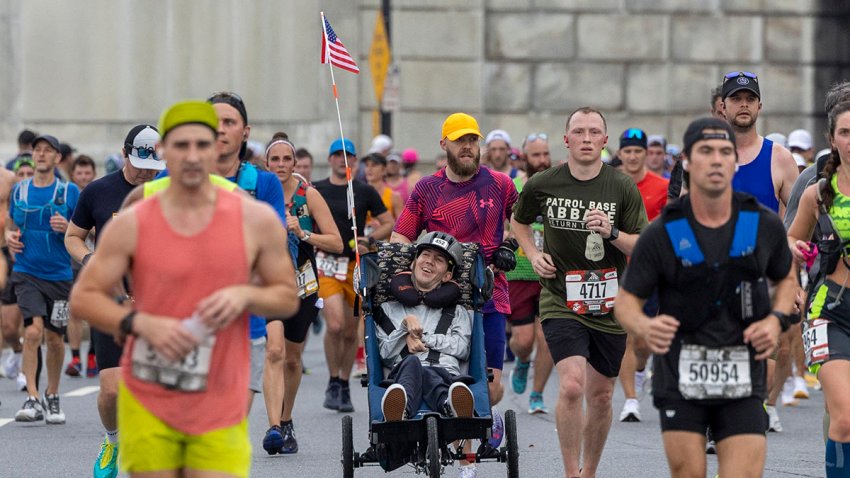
[158,100,219,139]
[441,113,483,141]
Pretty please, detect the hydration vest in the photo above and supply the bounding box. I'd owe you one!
[660,193,769,332]
[12,178,70,229]
[809,178,850,294]
[235,161,259,197]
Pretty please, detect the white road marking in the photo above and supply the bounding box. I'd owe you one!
[0,419,13,428]
[63,385,100,397]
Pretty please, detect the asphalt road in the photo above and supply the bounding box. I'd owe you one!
[0,333,828,477]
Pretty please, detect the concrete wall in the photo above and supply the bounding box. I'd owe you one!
[1,1,848,175]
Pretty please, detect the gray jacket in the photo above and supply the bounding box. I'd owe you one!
[376,301,472,376]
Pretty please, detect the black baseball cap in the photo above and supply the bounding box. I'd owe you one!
[721,71,760,99]
[682,117,737,157]
[362,153,387,166]
[619,128,647,150]
[32,134,61,153]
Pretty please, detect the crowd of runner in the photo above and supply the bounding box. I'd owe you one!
[0,71,845,478]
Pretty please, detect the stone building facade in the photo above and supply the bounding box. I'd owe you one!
[1,1,848,170]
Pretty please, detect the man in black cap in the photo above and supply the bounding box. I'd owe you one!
[722,71,799,433]
[7,134,80,426]
[65,124,163,478]
[616,117,797,478]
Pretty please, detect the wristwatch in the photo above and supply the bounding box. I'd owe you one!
[300,230,311,242]
[770,310,792,332]
[119,311,137,339]
[605,226,620,241]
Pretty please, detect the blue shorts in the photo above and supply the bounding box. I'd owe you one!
[483,312,506,370]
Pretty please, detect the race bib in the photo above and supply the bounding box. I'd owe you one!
[50,300,69,328]
[678,344,751,400]
[565,268,618,316]
[803,319,829,367]
[316,251,349,281]
[131,335,217,392]
[296,259,319,299]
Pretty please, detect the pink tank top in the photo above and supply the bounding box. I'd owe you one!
[121,190,250,435]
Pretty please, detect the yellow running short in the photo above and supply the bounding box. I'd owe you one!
[118,382,251,477]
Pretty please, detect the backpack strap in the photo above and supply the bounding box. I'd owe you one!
[664,218,704,267]
[425,306,456,365]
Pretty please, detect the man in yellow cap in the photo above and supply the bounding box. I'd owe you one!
[70,100,299,478]
[391,112,519,473]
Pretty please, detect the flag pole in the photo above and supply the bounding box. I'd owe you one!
[321,11,364,296]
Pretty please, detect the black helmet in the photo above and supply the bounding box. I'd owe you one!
[415,231,464,272]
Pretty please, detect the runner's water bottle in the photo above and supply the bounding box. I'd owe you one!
[182,313,212,340]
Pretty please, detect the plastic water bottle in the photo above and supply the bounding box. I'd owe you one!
[182,313,212,340]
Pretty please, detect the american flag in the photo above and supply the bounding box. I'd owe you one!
[321,17,360,74]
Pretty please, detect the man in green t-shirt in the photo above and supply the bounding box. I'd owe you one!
[511,107,648,478]
[506,132,554,415]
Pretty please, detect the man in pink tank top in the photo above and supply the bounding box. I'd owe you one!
[70,100,298,478]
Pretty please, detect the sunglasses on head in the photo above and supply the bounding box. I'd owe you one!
[723,71,758,82]
[207,91,244,104]
[623,128,644,139]
[129,144,159,161]
[525,133,548,143]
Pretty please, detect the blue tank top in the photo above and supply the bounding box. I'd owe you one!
[732,138,779,212]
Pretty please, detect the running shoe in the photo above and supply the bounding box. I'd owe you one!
[262,425,284,455]
[765,405,783,432]
[488,409,504,448]
[457,464,477,478]
[16,373,26,392]
[65,356,82,377]
[781,376,798,406]
[280,421,298,454]
[338,385,354,413]
[619,398,641,422]
[44,393,65,424]
[447,382,474,418]
[510,360,530,394]
[805,372,820,390]
[323,381,341,410]
[528,392,549,414]
[705,428,716,455]
[86,354,98,378]
[3,351,21,379]
[14,396,43,422]
[793,376,810,400]
[355,356,368,378]
[381,384,407,421]
[93,438,118,478]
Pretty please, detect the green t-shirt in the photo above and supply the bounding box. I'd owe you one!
[506,176,543,282]
[512,163,648,334]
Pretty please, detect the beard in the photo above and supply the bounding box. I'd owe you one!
[526,158,552,177]
[729,112,756,130]
[446,148,480,177]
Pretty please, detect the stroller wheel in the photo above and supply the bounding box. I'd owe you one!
[426,416,441,477]
[342,415,354,478]
[505,410,519,477]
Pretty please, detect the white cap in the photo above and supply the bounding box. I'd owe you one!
[368,134,393,154]
[485,129,511,146]
[126,126,164,170]
[787,129,813,150]
[792,152,807,168]
[816,148,832,161]
[765,133,787,149]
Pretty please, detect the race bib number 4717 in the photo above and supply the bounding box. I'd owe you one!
[565,268,618,316]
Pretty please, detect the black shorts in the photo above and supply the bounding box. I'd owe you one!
[542,318,627,378]
[0,247,16,304]
[91,328,123,370]
[267,294,319,344]
[12,271,72,335]
[654,396,768,441]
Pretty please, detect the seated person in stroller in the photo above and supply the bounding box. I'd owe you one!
[376,231,476,422]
